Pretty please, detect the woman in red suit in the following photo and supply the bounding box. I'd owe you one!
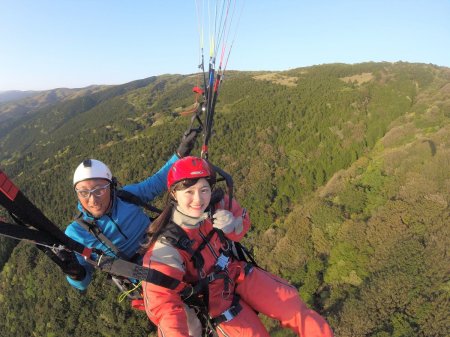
[141,156,333,337]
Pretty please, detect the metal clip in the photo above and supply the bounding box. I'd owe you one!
[223,309,234,322]
[215,253,229,270]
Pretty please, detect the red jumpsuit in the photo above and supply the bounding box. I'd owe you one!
[142,196,333,337]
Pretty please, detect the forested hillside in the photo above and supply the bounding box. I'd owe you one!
[0,62,449,337]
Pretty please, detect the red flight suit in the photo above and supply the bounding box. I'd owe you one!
[142,196,333,337]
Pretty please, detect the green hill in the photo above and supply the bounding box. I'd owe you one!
[0,62,449,337]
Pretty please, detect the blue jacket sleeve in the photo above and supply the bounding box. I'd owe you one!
[124,154,178,202]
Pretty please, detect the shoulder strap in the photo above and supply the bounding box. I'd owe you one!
[74,214,127,259]
[159,221,195,254]
[115,189,162,215]
[159,221,207,270]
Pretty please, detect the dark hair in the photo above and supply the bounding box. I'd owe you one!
[140,177,215,251]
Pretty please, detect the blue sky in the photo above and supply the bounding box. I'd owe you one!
[1,0,449,91]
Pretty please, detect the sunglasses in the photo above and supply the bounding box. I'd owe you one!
[75,183,110,199]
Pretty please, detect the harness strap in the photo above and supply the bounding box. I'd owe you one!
[232,241,259,268]
[157,220,250,325]
[75,217,128,259]
[116,189,162,215]
[190,228,216,269]
[210,295,242,326]
[0,220,63,246]
[179,270,229,301]
[161,221,224,271]
[90,255,184,290]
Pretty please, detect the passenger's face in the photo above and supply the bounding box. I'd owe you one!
[174,178,211,218]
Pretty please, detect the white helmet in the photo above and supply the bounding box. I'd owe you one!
[73,159,113,186]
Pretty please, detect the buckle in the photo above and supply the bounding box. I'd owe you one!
[212,302,242,326]
[223,309,234,322]
[215,253,229,270]
[180,285,194,300]
[207,273,218,283]
[179,237,192,249]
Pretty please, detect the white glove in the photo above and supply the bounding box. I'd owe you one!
[212,209,243,234]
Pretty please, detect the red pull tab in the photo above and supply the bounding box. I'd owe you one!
[131,299,145,311]
[192,86,204,94]
[81,247,93,259]
[0,171,19,201]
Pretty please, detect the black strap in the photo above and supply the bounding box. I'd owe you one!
[74,216,128,259]
[179,270,229,301]
[160,221,196,253]
[232,242,259,268]
[70,253,182,290]
[210,295,242,326]
[190,228,218,269]
[0,219,184,290]
[159,221,208,271]
[0,218,184,290]
[116,189,162,214]
[0,220,70,270]
[0,221,62,246]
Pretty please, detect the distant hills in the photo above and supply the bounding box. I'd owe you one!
[0,90,38,103]
[0,85,111,126]
[0,62,449,337]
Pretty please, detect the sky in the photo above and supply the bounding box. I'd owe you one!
[0,0,449,92]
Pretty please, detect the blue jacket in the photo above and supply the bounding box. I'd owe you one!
[65,154,178,291]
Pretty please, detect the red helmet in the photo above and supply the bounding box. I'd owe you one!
[167,156,213,190]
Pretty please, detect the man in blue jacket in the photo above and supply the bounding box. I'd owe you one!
[61,131,197,292]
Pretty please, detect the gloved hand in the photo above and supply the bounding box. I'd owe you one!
[54,248,86,281]
[176,128,199,157]
[212,209,243,235]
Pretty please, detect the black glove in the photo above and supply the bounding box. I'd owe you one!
[55,249,86,281]
[176,128,199,157]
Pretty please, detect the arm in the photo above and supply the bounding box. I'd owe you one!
[142,245,192,337]
[213,194,251,242]
[124,126,199,201]
[125,154,178,203]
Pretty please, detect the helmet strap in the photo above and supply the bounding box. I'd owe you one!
[105,181,116,216]
[111,177,118,189]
